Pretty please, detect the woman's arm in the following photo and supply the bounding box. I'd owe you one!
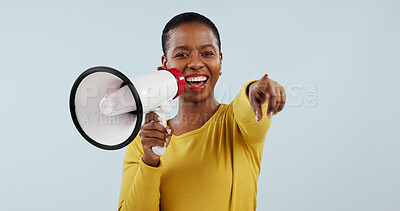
[118,113,172,211]
[232,75,285,144]
[118,137,162,211]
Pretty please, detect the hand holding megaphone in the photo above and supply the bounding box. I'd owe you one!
[69,66,185,154]
[139,112,173,166]
[144,100,173,155]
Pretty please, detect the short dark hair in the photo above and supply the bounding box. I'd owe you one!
[161,12,221,55]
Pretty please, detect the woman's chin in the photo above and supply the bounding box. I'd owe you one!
[181,90,212,103]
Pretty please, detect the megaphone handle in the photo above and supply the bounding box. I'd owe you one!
[151,112,167,156]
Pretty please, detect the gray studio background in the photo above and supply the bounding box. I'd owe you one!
[1,0,399,210]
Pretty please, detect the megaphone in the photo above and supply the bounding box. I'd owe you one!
[69,66,185,155]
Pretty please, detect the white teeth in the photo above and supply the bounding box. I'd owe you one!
[186,76,207,82]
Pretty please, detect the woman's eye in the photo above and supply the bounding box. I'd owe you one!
[175,53,189,58]
[202,51,215,56]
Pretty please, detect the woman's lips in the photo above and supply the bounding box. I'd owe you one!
[186,80,207,92]
[185,74,209,92]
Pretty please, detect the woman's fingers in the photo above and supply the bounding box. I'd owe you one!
[139,129,165,141]
[255,104,263,122]
[141,137,165,148]
[145,112,161,124]
[249,74,286,121]
[266,81,277,118]
[165,125,174,147]
[249,77,267,121]
[141,121,165,133]
[276,86,286,113]
[253,94,264,122]
[141,112,170,166]
[257,74,269,90]
[249,88,264,122]
[141,112,171,158]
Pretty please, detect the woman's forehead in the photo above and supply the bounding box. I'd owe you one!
[168,23,219,50]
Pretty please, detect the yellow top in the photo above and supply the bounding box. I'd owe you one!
[118,80,272,211]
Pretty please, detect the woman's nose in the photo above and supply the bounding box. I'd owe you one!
[187,54,204,70]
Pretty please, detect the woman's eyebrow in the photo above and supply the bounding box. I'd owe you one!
[200,44,215,49]
[173,46,190,52]
[172,44,215,52]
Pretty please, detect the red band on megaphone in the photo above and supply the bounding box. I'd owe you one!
[157,66,185,99]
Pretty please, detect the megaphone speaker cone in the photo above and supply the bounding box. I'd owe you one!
[69,66,143,150]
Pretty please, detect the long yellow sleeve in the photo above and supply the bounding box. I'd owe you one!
[118,80,272,211]
[232,80,271,144]
[118,138,162,211]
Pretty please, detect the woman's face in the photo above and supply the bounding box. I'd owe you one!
[162,22,222,103]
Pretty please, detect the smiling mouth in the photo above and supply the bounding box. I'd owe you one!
[185,75,209,91]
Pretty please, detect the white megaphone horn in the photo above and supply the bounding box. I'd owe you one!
[69,66,185,155]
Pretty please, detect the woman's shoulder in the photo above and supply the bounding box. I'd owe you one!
[211,103,236,123]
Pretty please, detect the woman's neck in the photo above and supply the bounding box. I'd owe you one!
[170,95,220,136]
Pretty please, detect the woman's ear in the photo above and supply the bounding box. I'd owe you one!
[161,55,168,68]
[219,52,223,68]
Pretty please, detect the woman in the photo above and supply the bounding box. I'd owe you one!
[118,12,286,211]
